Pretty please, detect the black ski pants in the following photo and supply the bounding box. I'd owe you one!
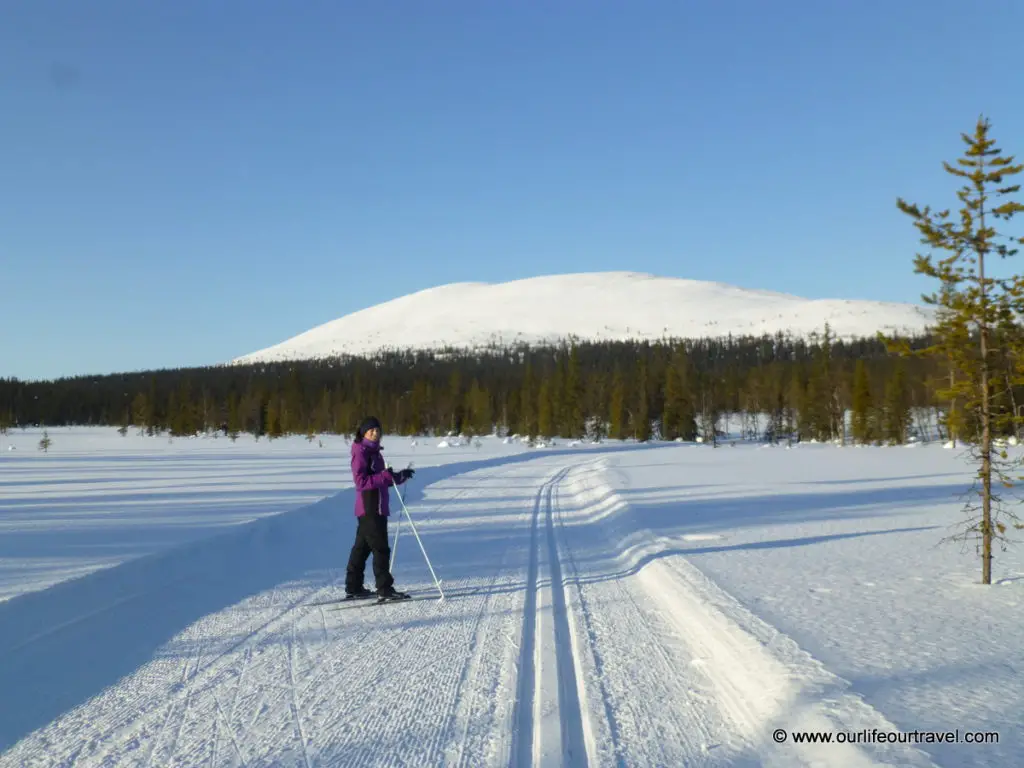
[346,511,394,592]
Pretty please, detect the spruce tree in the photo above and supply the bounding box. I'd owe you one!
[518,361,537,437]
[537,375,554,437]
[882,363,911,444]
[697,369,720,445]
[266,398,283,438]
[662,345,697,440]
[131,393,149,435]
[662,354,682,440]
[551,353,566,437]
[786,373,805,444]
[228,392,242,440]
[851,360,874,444]
[145,378,159,435]
[563,343,585,438]
[466,379,492,436]
[634,357,651,441]
[409,379,430,436]
[893,116,1024,583]
[609,365,627,440]
[448,370,463,434]
[314,388,332,434]
[766,364,787,443]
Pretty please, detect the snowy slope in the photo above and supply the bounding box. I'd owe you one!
[232,272,935,364]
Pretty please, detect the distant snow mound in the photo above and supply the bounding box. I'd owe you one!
[232,272,935,364]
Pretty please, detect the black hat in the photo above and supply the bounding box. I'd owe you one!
[355,416,382,442]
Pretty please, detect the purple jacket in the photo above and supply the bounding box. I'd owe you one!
[351,438,396,517]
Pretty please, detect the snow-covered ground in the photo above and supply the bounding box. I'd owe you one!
[0,427,528,604]
[1,429,1020,766]
[232,271,934,365]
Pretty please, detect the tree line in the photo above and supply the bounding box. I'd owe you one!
[0,330,956,446]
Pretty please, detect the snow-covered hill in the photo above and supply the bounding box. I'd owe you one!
[233,272,934,364]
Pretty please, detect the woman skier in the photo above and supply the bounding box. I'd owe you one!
[345,416,415,600]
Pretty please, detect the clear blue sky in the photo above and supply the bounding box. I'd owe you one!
[3,1,1023,381]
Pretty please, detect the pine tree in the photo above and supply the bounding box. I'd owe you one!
[608,365,627,440]
[131,393,150,435]
[587,370,609,441]
[314,388,332,434]
[448,370,463,435]
[266,398,283,438]
[662,345,697,441]
[146,378,159,435]
[851,360,874,443]
[409,379,430,436]
[882,363,911,444]
[765,363,787,443]
[563,343,585,438]
[169,379,197,436]
[634,357,651,441]
[227,390,241,441]
[466,379,493,436]
[697,369,720,445]
[518,361,537,437]
[551,352,566,437]
[283,370,304,433]
[537,375,554,437]
[892,116,1024,584]
[221,391,238,437]
[38,430,52,453]
[786,372,805,444]
[802,327,839,441]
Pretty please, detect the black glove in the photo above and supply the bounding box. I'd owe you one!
[391,467,415,484]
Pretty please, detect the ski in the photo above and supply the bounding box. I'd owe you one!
[328,593,426,609]
[307,594,377,607]
[308,586,471,610]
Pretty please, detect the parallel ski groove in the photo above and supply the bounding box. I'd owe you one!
[509,474,550,767]
[553,462,726,766]
[544,474,589,766]
[553,525,627,767]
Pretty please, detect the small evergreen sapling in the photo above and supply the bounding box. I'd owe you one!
[889,116,1024,584]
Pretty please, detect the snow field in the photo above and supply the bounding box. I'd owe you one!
[587,444,1024,768]
[0,430,1020,766]
[0,427,534,603]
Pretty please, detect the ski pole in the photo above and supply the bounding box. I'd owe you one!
[388,465,405,571]
[390,496,402,571]
[393,482,445,600]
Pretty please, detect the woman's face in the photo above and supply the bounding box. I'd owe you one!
[365,427,381,442]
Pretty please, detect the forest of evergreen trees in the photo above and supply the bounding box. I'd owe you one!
[0,327,991,446]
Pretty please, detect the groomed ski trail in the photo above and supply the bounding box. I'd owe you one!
[553,458,939,768]
[1,452,938,767]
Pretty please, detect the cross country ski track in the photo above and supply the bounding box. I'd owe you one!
[1,452,937,767]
